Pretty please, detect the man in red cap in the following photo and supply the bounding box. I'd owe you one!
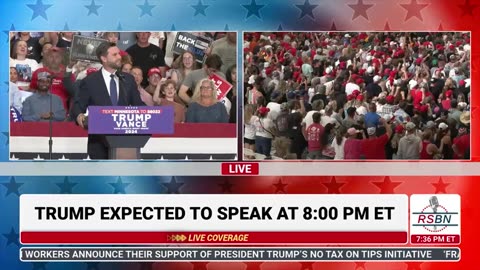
[22,71,66,122]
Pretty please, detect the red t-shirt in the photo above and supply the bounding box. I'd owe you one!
[306,123,324,152]
[411,89,432,106]
[420,141,434,159]
[361,134,389,159]
[296,57,303,67]
[344,138,362,159]
[441,99,451,110]
[453,134,469,159]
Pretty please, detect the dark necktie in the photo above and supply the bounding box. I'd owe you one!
[110,74,118,105]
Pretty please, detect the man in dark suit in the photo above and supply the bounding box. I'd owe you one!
[73,42,144,159]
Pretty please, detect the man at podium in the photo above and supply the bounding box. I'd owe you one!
[73,42,145,159]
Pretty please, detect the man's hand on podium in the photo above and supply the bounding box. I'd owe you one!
[77,113,86,129]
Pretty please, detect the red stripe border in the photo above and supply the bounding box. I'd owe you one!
[21,231,407,244]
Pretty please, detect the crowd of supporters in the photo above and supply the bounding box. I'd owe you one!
[9,31,237,124]
[244,32,470,160]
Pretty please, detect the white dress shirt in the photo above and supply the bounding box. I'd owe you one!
[101,68,119,99]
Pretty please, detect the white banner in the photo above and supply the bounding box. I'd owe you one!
[20,194,408,232]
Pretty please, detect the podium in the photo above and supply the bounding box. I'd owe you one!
[87,106,175,160]
[105,135,150,159]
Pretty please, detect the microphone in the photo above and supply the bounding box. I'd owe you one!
[429,196,439,213]
[47,82,54,160]
[429,196,439,230]
[115,70,128,105]
[115,70,125,82]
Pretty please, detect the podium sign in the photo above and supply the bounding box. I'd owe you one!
[87,106,174,135]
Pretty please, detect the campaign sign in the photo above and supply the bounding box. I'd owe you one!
[10,106,23,122]
[172,32,212,63]
[70,35,106,62]
[87,106,174,135]
[209,73,233,101]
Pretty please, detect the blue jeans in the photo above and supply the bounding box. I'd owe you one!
[307,150,323,159]
[255,136,272,157]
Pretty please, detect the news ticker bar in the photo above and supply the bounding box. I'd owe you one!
[1,162,479,176]
[20,247,460,262]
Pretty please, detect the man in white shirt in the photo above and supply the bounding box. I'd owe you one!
[302,99,324,128]
[73,42,145,159]
[345,80,360,96]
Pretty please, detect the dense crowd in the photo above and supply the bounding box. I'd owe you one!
[244,32,470,160]
[9,31,237,124]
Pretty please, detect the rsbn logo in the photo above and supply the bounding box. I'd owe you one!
[412,196,459,233]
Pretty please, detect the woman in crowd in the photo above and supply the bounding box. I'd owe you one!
[186,79,229,123]
[144,67,163,96]
[289,112,307,159]
[420,129,444,159]
[331,126,346,160]
[121,54,133,73]
[171,51,197,89]
[153,79,186,123]
[9,40,40,90]
[253,106,275,159]
[246,76,265,105]
[321,123,336,159]
[244,104,257,159]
